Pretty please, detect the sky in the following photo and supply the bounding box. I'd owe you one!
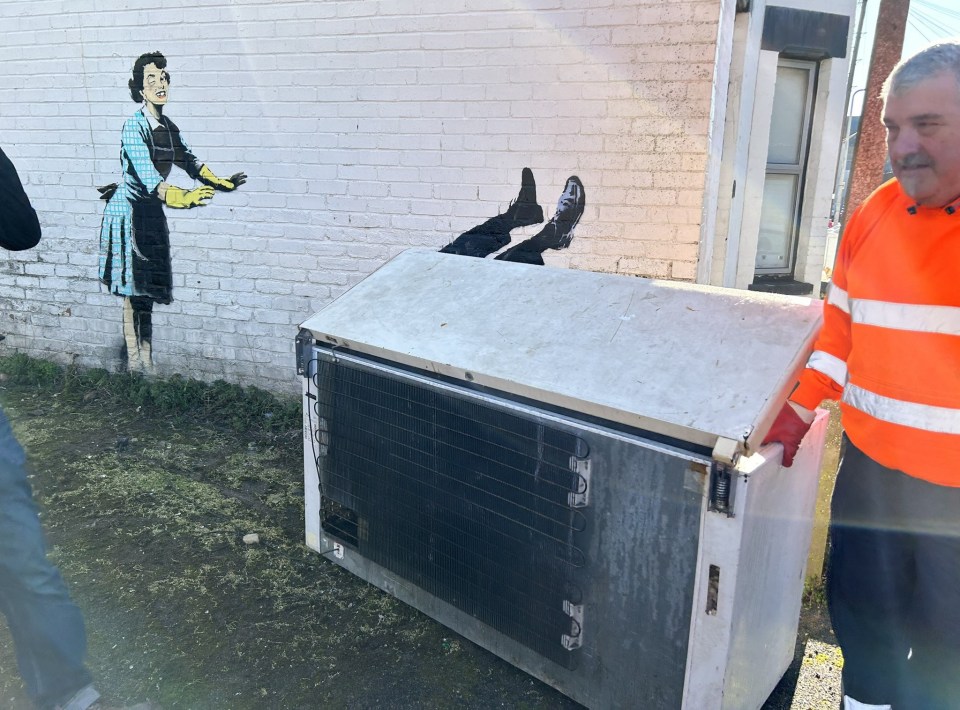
[850,0,960,111]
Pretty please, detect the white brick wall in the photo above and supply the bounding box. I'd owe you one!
[0,0,723,393]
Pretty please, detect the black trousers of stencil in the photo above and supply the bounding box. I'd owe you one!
[827,437,960,708]
[128,296,154,344]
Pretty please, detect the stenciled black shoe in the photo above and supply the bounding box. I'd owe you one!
[541,174,585,250]
[440,168,544,257]
[502,167,544,228]
[496,175,585,264]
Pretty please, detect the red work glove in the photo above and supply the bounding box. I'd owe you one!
[762,402,813,467]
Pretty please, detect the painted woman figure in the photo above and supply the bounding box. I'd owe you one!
[98,51,246,372]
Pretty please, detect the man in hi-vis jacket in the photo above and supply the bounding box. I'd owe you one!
[764,41,960,710]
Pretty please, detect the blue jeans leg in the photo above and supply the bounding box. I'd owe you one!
[0,407,92,708]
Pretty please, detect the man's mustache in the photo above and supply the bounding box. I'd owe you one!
[895,153,933,170]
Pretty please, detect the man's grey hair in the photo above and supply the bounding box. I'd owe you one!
[882,39,960,99]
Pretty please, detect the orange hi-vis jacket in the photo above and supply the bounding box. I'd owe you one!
[791,179,960,486]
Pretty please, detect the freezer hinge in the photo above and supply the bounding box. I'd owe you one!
[567,456,591,507]
[709,461,736,517]
[711,436,740,466]
[561,600,584,651]
[296,328,314,376]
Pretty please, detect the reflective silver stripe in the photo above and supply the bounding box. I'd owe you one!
[843,383,960,434]
[826,284,960,334]
[807,351,847,387]
[849,299,960,336]
[827,284,850,314]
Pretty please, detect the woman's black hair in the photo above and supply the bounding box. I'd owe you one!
[128,51,170,103]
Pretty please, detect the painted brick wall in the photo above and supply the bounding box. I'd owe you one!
[0,0,722,393]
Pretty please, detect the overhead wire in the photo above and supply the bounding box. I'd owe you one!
[908,9,936,44]
[910,0,960,28]
[903,0,960,53]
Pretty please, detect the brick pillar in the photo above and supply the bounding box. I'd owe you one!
[841,0,911,221]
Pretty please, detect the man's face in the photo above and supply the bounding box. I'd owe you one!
[141,62,169,107]
[883,71,960,207]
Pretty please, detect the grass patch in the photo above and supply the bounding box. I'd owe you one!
[0,353,300,434]
[0,357,578,709]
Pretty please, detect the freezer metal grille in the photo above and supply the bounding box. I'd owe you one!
[309,354,589,667]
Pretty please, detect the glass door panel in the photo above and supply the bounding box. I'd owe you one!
[767,67,810,164]
[755,59,816,276]
[756,174,799,271]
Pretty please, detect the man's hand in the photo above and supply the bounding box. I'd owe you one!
[762,401,814,467]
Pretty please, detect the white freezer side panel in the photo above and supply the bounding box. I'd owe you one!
[682,409,829,710]
[303,374,322,553]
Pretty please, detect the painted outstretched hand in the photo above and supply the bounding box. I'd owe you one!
[200,164,247,192]
[164,185,215,209]
[225,172,247,190]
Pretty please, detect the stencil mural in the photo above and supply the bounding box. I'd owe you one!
[440,169,585,265]
[98,51,247,373]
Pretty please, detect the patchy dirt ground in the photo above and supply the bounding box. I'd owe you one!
[0,378,843,709]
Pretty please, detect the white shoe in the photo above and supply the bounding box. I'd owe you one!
[844,695,892,710]
[55,684,100,710]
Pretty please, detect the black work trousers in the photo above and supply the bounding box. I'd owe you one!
[828,437,960,709]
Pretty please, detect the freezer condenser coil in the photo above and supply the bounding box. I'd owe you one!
[310,351,590,668]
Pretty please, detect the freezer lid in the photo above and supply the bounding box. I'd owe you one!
[300,249,822,458]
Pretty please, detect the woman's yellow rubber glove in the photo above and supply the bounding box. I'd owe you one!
[164,185,214,208]
[199,165,247,191]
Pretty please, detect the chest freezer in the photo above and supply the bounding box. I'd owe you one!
[297,248,828,709]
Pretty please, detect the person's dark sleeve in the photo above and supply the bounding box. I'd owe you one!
[166,118,203,180]
[0,147,42,251]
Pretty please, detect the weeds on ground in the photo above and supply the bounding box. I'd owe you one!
[0,353,300,435]
[803,574,827,608]
[0,352,497,709]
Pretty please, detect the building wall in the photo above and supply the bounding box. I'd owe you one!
[795,55,847,288]
[0,0,724,392]
[707,0,855,291]
[695,0,737,284]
